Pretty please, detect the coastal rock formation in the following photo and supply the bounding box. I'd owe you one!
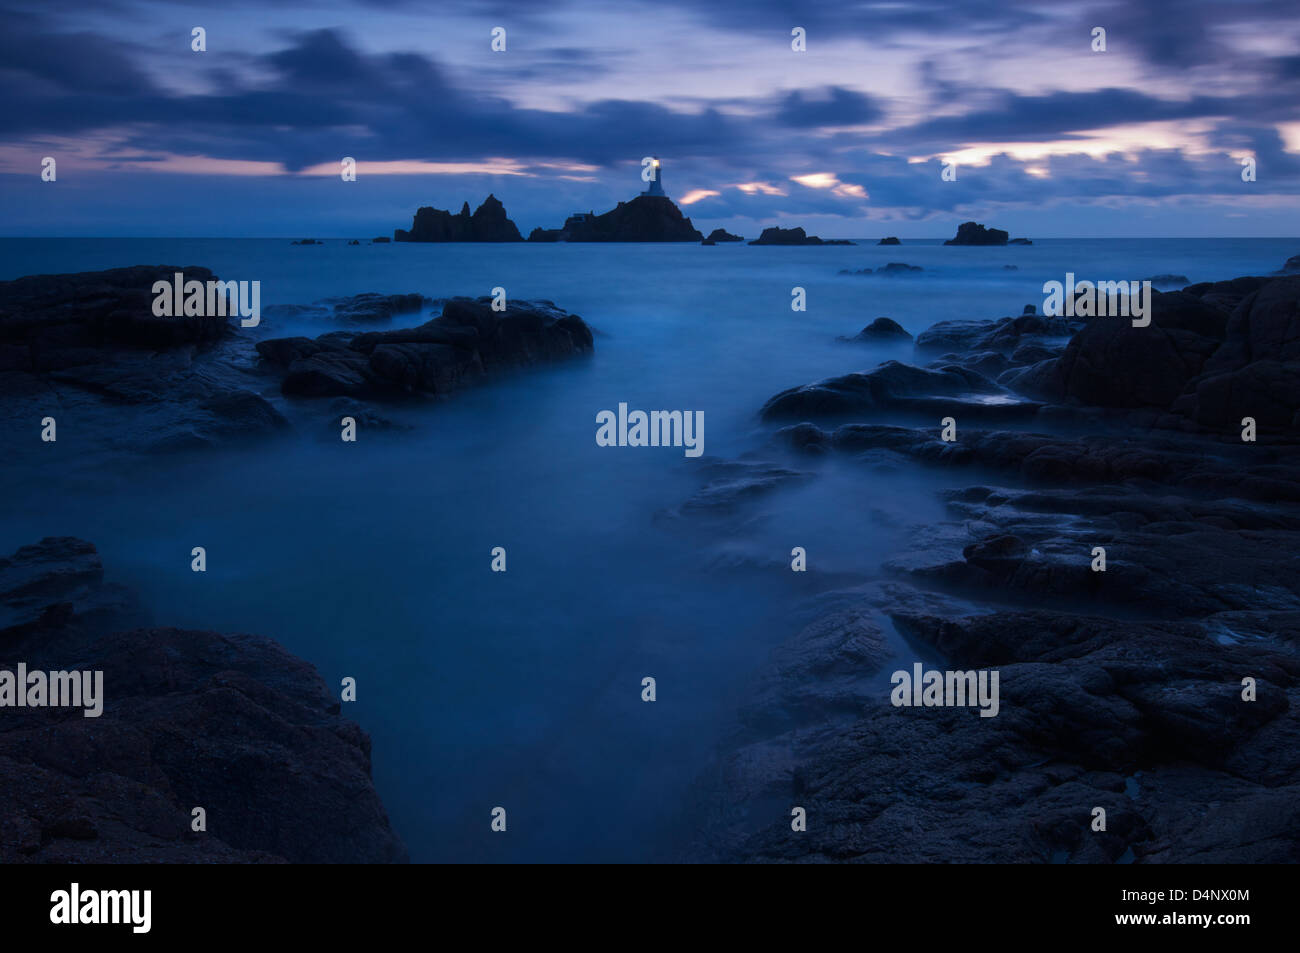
[750,227,853,246]
[878,237,901,245]
[1280,254,1300,274]
[0,537,407,863]
[0,266,288,459]
[534,195,703,242]
[706,228,744,243]
[681,271,1300,861]
[257,297,594,399]
[394,194,523,242]
[944,221,1030,246]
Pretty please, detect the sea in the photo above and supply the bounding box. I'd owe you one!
[0,236,1294,861]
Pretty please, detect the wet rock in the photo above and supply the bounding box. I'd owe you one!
[0,538,407,863]
[840,317,912,344]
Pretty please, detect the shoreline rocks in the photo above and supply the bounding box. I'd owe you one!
[257,296,594,399]
[680,264,1300,863]
[0,537,407,863]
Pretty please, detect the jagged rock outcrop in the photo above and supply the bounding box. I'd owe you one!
[706,228,744,243]
[0,537,407,863]
[394,194,523,242]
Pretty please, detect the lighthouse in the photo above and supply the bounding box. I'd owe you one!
[641,157,666,197]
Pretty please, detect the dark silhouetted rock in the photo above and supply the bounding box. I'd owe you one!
[878,236,901,245]
[749,227,854,246]
[706,228,744,242]
[552,196,704,242]
[394,194,523,242]
[944,222,1009,245]
[1279,254,1300,274]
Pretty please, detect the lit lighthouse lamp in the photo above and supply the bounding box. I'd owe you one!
[642,157,666,197]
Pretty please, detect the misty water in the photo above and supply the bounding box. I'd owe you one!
[1,237,1293,861]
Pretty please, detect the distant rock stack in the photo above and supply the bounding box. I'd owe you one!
[944,221,1031,245]
[394,194,523,242]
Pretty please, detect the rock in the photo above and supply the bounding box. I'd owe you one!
[915,313,1071,355]
[546,196,703,242]
[841,317,912,344]
[1148,274,1190,288]
[1055,290,1230,410]
[329,293,429,323]
[878,262,922,275]
[394,194,523,242]
[290,239,321,245]
[760,360,1028,422]
[262,297,594,400]
[877,237,901,245]
[371,237,390,244]
[1008,237,1033,245]
[527,228,562,242]
[1279,254,1300,274]
[700,239,716,246]
[348,240,360,246]
[706,228,744,242]
[749,227,854,246]
[0,538,407,863]
[0,266,289,458]
[944,221,1009,245]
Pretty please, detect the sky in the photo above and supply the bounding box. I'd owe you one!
[2,0,1299,238]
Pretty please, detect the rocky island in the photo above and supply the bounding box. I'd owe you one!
[394,194,523,242]
[749,227,854,246]
[944,221,1032,246]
